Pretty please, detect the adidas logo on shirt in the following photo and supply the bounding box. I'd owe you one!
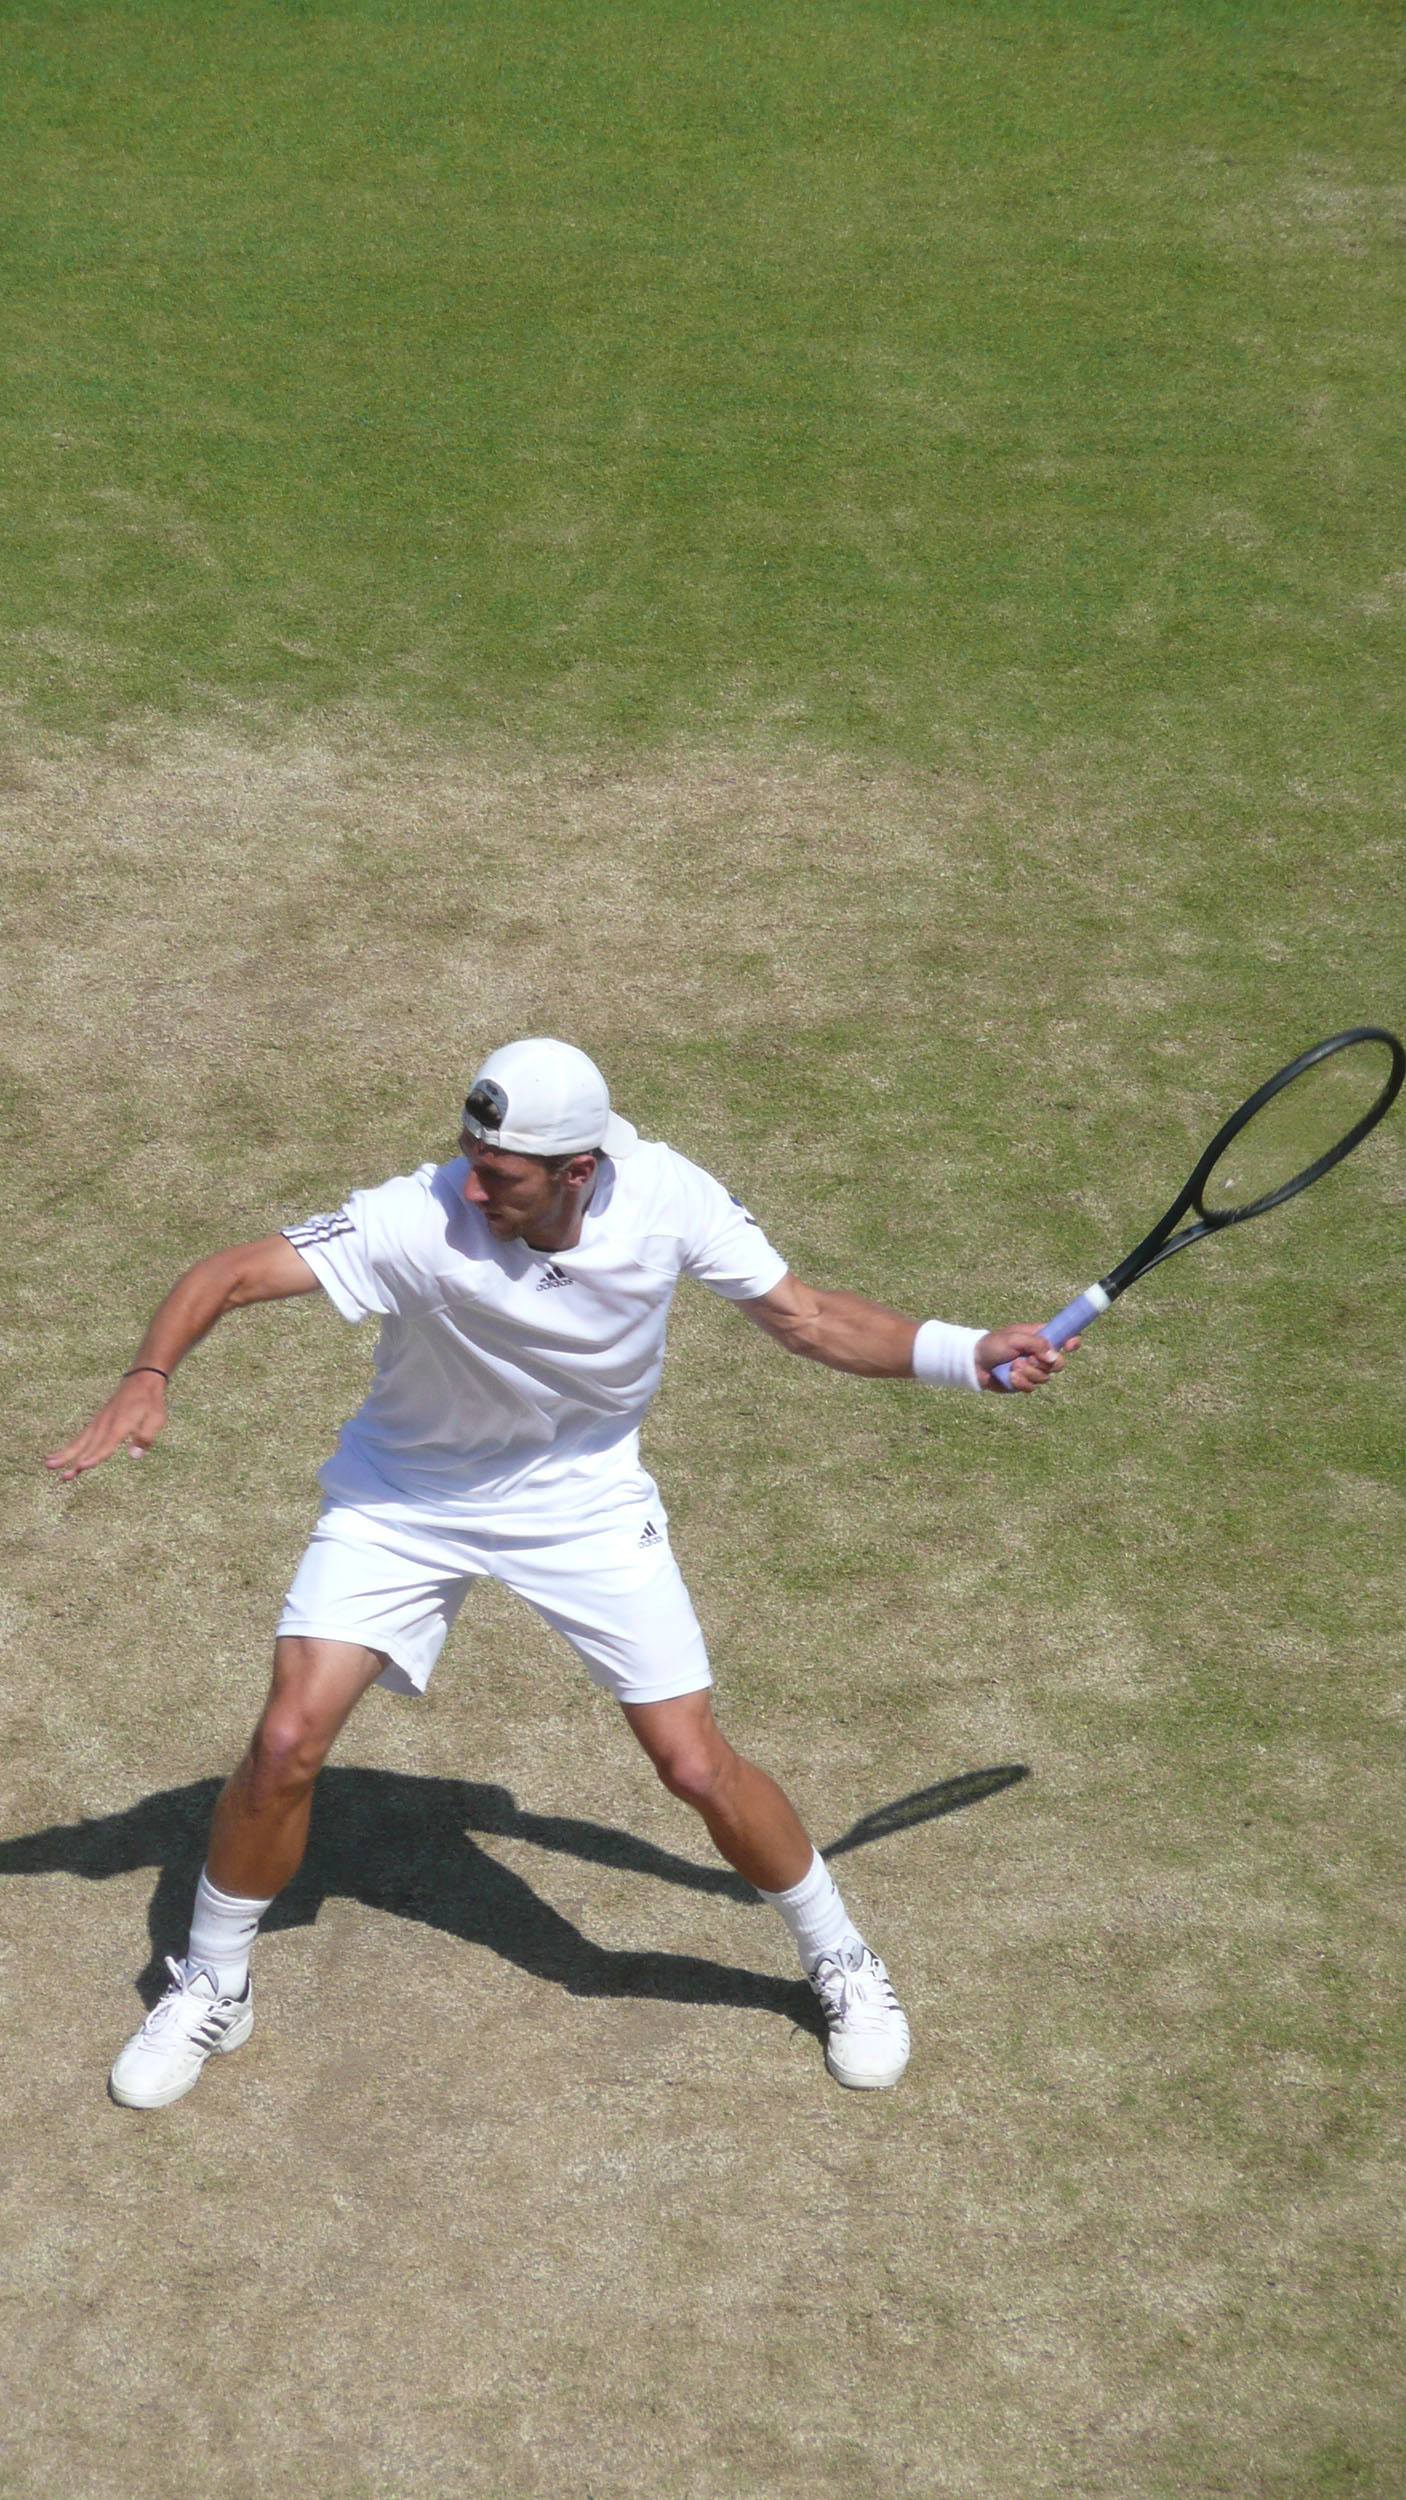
[536,1260,573,1291]
[284,1213,356,1249]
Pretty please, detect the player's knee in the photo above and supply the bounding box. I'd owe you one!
[246,1706,334,1801]
[651,1733,734,1812]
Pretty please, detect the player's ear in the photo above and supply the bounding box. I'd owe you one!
[564,1151,599,1189]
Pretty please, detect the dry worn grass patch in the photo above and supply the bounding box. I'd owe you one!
[3,717,1403,2499]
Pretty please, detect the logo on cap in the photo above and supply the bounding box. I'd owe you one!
[463,1078,508,1135]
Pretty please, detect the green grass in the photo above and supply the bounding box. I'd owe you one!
[4,0,1405,786]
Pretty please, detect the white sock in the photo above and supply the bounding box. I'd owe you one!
[759,1849,864,1972]
[184,1866,273,1997]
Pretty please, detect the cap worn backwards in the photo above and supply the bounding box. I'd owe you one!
[462,1038,639,1160]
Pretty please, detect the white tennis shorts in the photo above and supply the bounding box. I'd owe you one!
[275,1496,714,1707]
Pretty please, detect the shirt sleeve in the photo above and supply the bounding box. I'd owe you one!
[673,1157,791,1302]
[282,1170,438,1325]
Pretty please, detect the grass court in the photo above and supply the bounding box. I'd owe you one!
[2,5,1403,2494]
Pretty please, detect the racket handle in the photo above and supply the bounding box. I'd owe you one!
[991,1283,1110,1390]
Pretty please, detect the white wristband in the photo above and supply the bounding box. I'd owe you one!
[912,1319,986,1393]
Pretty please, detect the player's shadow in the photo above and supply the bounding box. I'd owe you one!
[0,1763,1028,2035]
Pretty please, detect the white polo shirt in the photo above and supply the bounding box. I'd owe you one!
[283,1142,789,1531]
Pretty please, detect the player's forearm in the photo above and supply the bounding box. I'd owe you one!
[127,1252,246,1378]
[776,1288,922,1378]
[748,1275,991,1388]
[46,1244,308,1480]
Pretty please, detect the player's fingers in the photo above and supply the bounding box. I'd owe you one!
[46,1382,166,1478]
[46,1443,109,1481]
[1014,1349,1063,1388]
[46,1417,131,1478]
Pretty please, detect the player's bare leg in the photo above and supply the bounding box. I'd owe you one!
[622,1689,910,2088]
[622,1689,813,1890]
[109,1636,384,2109]
[207,1634,388,1896]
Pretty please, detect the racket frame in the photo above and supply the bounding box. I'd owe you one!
[991,1025,1404,1388]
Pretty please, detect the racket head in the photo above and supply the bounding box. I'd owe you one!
[1188,1026,1404,1229]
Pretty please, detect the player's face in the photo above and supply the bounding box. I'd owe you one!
[458,1133,595,1248]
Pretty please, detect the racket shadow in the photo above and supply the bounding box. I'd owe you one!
[824,1763,1031,1858]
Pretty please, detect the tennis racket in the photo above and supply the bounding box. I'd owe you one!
[993,1025,1405,1389]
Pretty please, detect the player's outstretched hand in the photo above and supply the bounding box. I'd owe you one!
[973,1326,1079,1393]
[45,1375,169,1480]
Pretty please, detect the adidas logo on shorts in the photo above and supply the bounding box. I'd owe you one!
[639,1519,662,1547]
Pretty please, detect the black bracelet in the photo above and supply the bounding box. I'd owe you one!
[123,1366,170,1382]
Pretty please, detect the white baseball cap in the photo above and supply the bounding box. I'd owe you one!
[461,1038,639,1160]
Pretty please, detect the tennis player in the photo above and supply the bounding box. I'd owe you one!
[46,1039,1072,2108]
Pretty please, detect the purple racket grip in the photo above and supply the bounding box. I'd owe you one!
[990,1282,1110,1390]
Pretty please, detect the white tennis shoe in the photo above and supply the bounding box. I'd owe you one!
[109,1958,253,2109]
[808,1940,911,2090]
